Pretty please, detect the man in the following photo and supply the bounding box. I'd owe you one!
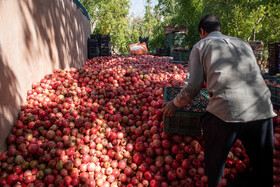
[162,15,276,187]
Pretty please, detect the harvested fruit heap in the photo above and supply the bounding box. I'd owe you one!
[273,112,280,187]
[0,55,279,187]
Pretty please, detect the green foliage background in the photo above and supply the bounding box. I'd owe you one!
[80,0,280,56]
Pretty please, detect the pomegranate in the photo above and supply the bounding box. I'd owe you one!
[0,55,272,186]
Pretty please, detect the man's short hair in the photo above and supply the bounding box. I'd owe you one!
[198,15,221,34]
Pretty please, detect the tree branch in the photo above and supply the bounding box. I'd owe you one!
[234,10,239,37]
[252,16,263,41]
[268,15,280,41]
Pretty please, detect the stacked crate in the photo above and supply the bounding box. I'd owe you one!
[98,34,111,57]
[172,48,191,62]
[87,35,99,59]
[184,49,191,62]
[88,34,112,58]
[166,32,186,57]
[155,47,170,57]
[163,25,188,62]
[249,41,264,59]
[265,78,280,110]
[249,41,267,70]
[268,43,280,75]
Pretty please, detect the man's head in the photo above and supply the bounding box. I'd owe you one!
[198,15,221,39]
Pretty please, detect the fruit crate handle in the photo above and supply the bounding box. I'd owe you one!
[164,87,210,102]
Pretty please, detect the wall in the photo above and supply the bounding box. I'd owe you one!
[0,0,91,153]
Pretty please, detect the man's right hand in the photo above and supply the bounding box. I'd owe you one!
[162,101,179,118]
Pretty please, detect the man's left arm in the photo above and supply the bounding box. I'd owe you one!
[162,45,205,117]
[173,45,205,108]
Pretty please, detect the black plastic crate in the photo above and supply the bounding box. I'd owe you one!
[269,66,280,76]
[90,34,98,40]
[139,36,149,49]
[163,87,209,135]
[268,43,280,75]
[98,34,110,40]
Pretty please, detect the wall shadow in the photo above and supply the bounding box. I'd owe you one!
[0,0,90,153]
[18,0,89,69]
[0,46,22,152]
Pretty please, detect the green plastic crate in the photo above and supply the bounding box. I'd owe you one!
[172,51,184,62]
[172,33,185,40]
[266,78,280,110]
[166,33,185,45]
[173,50,190,63]
[163,87,209,135]
[166,33,186,56]
[184,51,190,62]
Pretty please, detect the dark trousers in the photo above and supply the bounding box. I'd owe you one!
[201,112,274,187]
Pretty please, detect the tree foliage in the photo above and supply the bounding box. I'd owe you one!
[79,0,280,55]
[79,0,131,54]
[159,0,280,51]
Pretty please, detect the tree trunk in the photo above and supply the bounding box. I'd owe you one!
[91,17,99,33]
[252,16,263,41]
[268,15,280,41]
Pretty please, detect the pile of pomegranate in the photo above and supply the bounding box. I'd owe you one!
[0,55,279,187]
[273,111,280,187]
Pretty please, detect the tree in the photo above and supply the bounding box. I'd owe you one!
[80,0,280,55]
[153,0,280,50]
[79,0,131,54]
[201,0,280,56]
